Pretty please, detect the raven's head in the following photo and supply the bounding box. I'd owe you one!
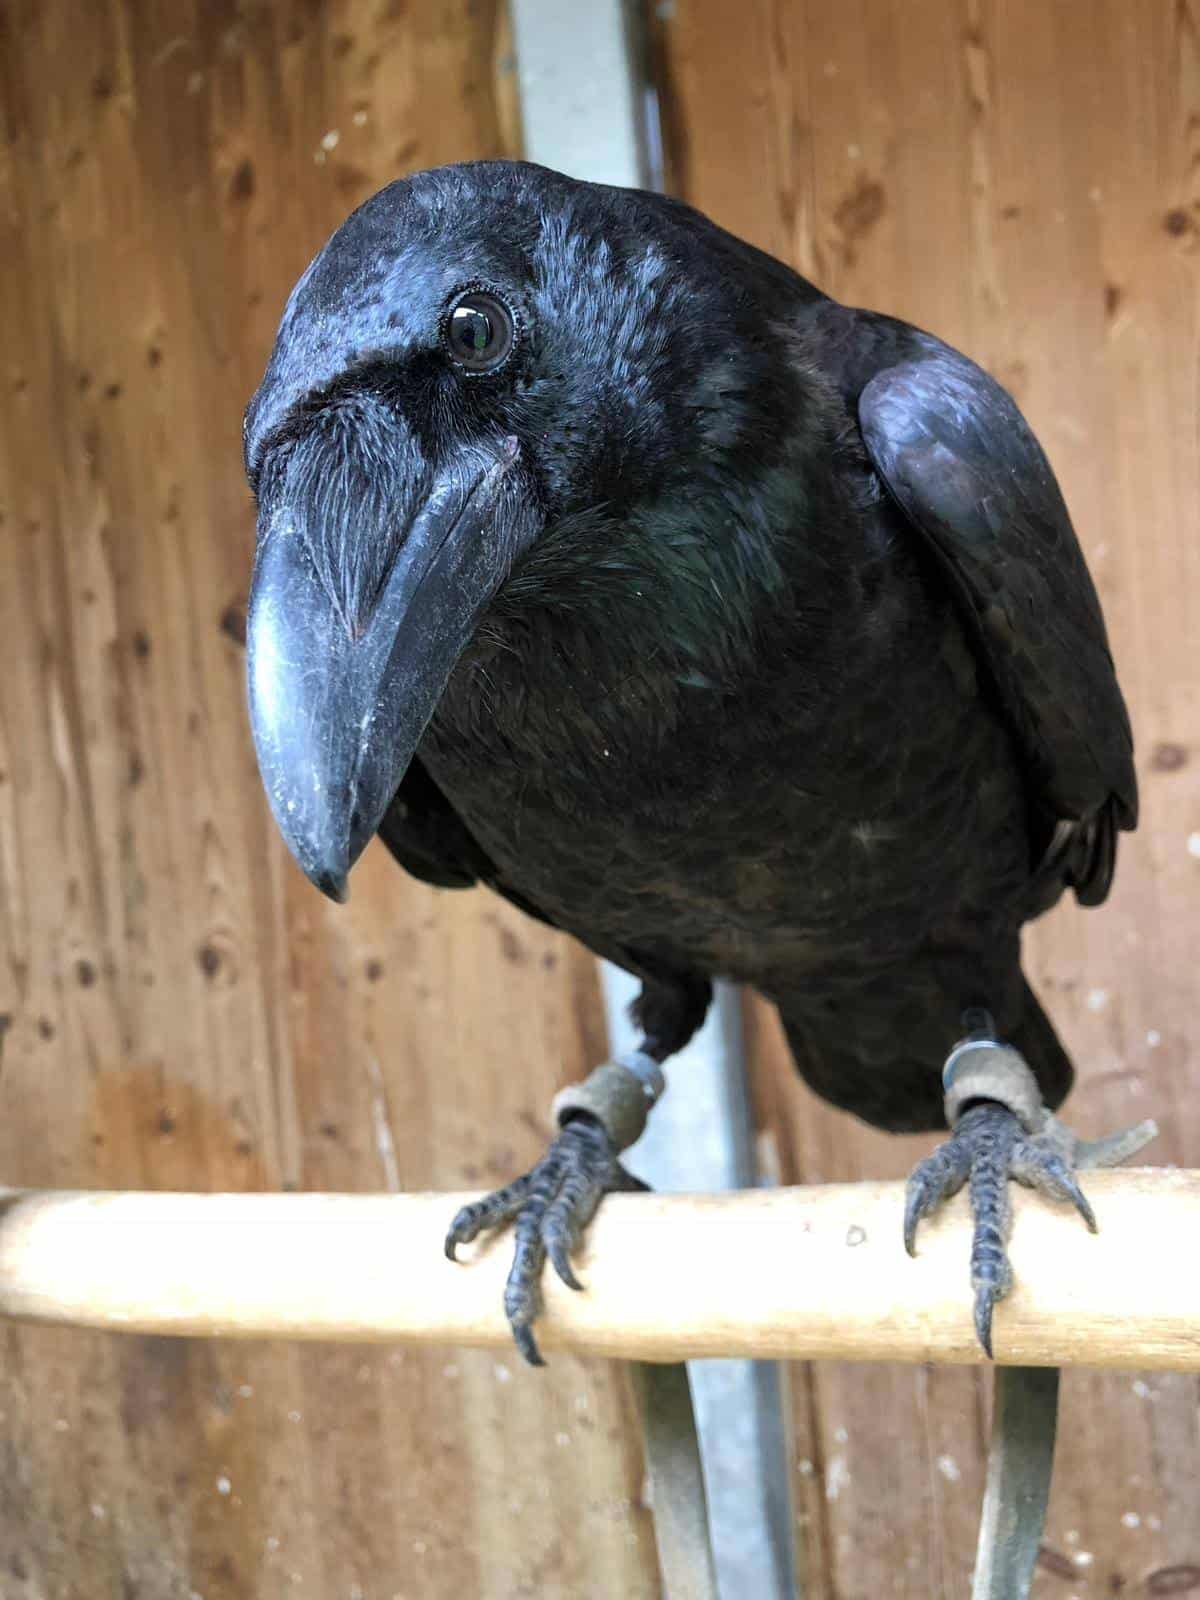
[244,160,816,900]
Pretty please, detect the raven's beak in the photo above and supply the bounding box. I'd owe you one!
[246,435,523,902]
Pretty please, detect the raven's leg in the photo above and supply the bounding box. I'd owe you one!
[445,974,709,1365]
[904,1010,1157,1355]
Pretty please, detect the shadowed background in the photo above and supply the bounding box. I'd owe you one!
[0,1,1197,1594]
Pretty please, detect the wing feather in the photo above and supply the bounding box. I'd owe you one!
[858,339,1135,904]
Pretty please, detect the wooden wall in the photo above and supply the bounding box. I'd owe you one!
[650,0,1200,1594]
[0,4,657,1596]
[2,0,1198,1596]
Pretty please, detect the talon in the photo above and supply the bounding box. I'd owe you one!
[1057,1169,1097,1233]
[902,1185,926,1257]
[547,1234,584,1291]
[512,1323,545,1368]
[974,1282,997,1359]
[444,1201,482,1259]
[1010,1138,1099,1230]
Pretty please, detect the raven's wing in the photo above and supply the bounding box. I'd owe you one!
[858,337,1136,906]
[379,758,578,939]
[376,756,496,889]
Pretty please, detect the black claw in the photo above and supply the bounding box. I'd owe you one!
[1011,1139,1100,1232]
[548,1237,584,1291]
[1065,1178,1097,1233]
[444,1203,478,1259]
[974,1282,996,1359]
[1043,1161,1098,1231]
[903,1187,925,1257]
[512,1322,545,1367]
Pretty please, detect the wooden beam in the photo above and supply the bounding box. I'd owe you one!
[0,1171,1190,1367]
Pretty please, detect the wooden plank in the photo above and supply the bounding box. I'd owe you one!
[0,1174,1196,1369]
[0,3,658,1596]
[650,0,1200,1593]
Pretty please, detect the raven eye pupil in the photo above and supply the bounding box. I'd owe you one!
[452,305,492,354]
[444,291,516,373]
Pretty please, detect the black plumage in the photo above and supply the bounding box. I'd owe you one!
[243,160,1136,1353]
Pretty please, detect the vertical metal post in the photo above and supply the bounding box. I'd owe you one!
[506,9,798,1592]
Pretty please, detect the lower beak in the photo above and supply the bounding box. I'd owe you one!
[246,441,522,901]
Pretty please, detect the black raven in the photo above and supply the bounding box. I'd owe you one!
[243,160,1147,1365]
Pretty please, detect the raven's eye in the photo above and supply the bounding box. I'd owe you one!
[444,290,516,374]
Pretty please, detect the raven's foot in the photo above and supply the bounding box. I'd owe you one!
[445,1052,664,1365]
[904,1014,1157,1357]
[905,1100,1094,1357]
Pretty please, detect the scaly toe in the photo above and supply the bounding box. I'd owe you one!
[903,1137,973,1255]
[444,1167,543,1260]
[447,1115,626,1365]
[1010,1137,1098,1232]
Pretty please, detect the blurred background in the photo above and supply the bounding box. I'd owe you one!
[1,1,1197,1595]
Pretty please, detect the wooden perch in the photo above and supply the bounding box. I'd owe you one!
[0,1172,1192,1367]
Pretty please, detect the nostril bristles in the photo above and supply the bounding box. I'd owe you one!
[278,394,426,643]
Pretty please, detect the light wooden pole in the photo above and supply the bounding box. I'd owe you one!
[0,1169,1190,1367]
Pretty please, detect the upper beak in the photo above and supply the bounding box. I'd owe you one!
[246,435,524,901]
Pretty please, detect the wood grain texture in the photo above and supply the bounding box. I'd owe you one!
[650,0,1200,1594]
[0,1174,1194,1369]
[0,4,657,1597]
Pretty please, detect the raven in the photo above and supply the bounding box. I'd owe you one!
[243,160,1147,1365]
